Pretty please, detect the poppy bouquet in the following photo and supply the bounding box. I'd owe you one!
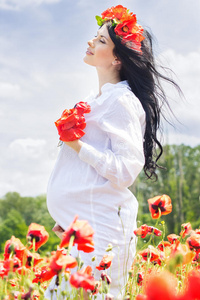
[96,5,145,53]
[55,101,91,142]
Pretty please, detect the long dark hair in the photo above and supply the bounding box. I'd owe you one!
[107,22,181,180]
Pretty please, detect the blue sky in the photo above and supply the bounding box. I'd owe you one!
[0,0,200,197]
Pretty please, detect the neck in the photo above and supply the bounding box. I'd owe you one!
[96,68,121,96]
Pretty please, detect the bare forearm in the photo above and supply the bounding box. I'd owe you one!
[64,139,83,153]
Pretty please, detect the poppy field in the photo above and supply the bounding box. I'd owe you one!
[1,194,200,300]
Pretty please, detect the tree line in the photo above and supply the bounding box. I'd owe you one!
[0,144,199,253]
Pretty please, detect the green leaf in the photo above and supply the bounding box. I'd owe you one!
[95,15,103,26]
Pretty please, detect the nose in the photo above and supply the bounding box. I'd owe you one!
[88,38,95,48]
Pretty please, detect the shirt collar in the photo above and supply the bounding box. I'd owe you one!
[86,80,130,105]
[101,80,129,93]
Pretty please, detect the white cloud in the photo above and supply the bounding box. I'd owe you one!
[157,48,200,145]
[0,82,21,98]
[0,0,199,197]
[0,138,58,197]
[0,0,61,10]
[8,138,47,159]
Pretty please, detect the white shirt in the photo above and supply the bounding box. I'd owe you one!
[46,80,145,296]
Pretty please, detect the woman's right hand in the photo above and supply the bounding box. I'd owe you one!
[52,223,65,239]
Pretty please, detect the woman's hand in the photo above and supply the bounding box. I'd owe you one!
[64,139,83,153]
[52,223,65,239]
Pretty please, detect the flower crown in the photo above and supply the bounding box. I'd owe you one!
[96,5,145,53]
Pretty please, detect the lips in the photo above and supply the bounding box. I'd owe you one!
[86,48,94,55]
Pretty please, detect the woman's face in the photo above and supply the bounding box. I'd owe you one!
[84,24,116,70]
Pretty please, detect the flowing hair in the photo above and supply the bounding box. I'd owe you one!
[107,22,181,180]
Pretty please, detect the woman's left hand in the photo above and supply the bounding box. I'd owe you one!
[64,139,83,153]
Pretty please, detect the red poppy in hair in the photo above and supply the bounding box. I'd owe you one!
[96,255,113,270]
[102,5,129,20]
[27,223,49,251]
[147,194,172,219]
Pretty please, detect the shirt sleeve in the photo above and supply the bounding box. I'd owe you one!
[78,92,146,188]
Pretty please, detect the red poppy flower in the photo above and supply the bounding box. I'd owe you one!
[184,270,200,300]
[134,224,162,238]
[101,5,127,20]
[135,295,147,300]
[77,242,95,253]
[148,195,172,219]
[4,236,27,261]
[2,257,21,276]
[27,223,49,251]
[137,272,144,285]
[96,255,113,270]
[74,101,91,114]
[49,249,77,273]
[70,266,97,292]
[169,242,195,265]
[55,102,91,142]
[25,251,43,268]
[157,241,171,251]
[186,233,200,252]
[139,247,160,262]
[32,265,56,283]
[134,224,149,238]
[60,215,94,251]
[148,226,162,237]
[180,222,192,238]
[144,271,177,300]
[167,234,180,244]
[115,19,138,37]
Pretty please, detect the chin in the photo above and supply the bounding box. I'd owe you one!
[83,56,93,66]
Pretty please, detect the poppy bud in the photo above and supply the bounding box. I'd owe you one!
[101,272,112,284]
[105,244,113,252]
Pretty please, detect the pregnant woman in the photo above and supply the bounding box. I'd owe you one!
[46,5,180,299]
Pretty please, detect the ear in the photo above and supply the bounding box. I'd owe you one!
[112,58,121,66]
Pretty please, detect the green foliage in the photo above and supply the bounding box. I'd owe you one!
[134,144,200,235]
[0,192,60,253]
